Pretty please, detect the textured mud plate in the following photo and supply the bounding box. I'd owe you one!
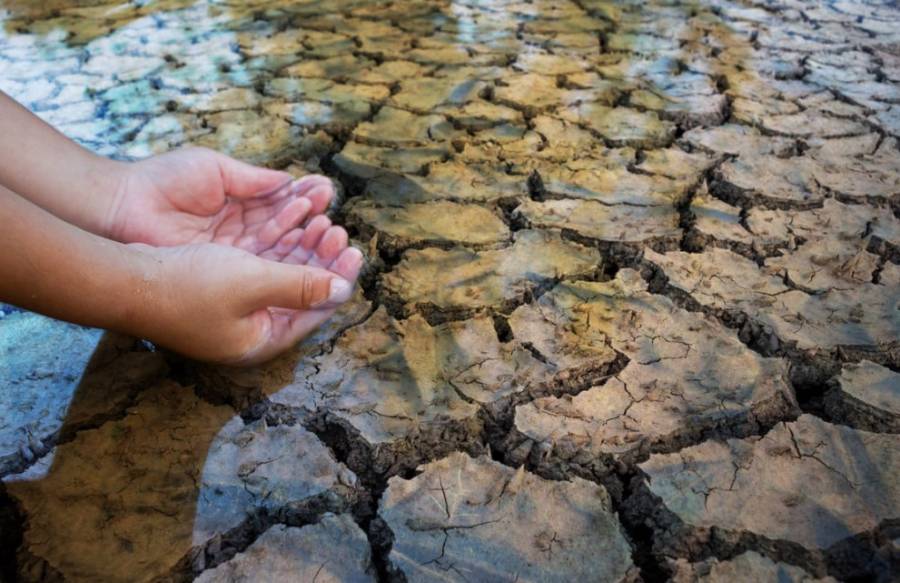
[380,453,636,582]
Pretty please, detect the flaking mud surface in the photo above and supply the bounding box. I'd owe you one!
[0,1,898,581]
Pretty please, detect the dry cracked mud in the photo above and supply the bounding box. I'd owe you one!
[194,515,375,583]
[380,452,636,582]
[1,0,899,582]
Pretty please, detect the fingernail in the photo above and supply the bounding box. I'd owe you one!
[328,278,354,304]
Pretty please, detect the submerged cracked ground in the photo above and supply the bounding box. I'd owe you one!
[0,0,899,581]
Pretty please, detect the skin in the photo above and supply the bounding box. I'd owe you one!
[0,91,363,365]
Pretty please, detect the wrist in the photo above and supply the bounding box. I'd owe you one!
[0,92,133,238]
[102,242,167,339]
[84,154,131,240]
[0,187,166,339]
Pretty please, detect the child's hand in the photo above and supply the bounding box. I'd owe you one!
[106,147,336,254]
[131,239,363,365]
[1,93,367,365]
[1,180,363,366]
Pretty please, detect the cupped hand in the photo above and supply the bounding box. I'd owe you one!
[106,147,336,254]
[132,231,364,365]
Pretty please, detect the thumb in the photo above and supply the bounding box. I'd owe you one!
[213,152,293,198]
[245,261,355,313]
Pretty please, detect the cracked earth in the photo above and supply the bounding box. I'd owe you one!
[1,0,899,581]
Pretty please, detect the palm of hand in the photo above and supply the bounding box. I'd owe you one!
[109,148,335,256]
[153,235,363,364]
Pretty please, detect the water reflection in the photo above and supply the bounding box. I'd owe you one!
[0,311,104,477]
[0,0,200,45]
[5,378,234,581]
[0,0,343,164]
[2,317,365,581]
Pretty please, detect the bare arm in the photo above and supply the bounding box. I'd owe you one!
[0,183,148,331]
[0,91,318,253]
[0,91,125,238]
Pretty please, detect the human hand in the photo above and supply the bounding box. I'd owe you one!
[105,147,336,255]
[131,234,363,365]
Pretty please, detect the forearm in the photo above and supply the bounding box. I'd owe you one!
[0,91,126,237]
[0,184,154,334]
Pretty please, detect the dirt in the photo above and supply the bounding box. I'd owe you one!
[0,0,898,581]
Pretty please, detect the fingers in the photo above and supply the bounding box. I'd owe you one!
[278,215,331,265]
[242,175,334,213]
[211,150,293,199]
[329,247,365,281]
[264,218,362,273]
[292,176,335,217]
[254,197,313,250]
[256,217,334,263]
[241,248,364,364]
[307,226,348,268]
[259,227,304,261]
[240,177,336,254]
[246,260,354,314]
[234,245,364,365]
